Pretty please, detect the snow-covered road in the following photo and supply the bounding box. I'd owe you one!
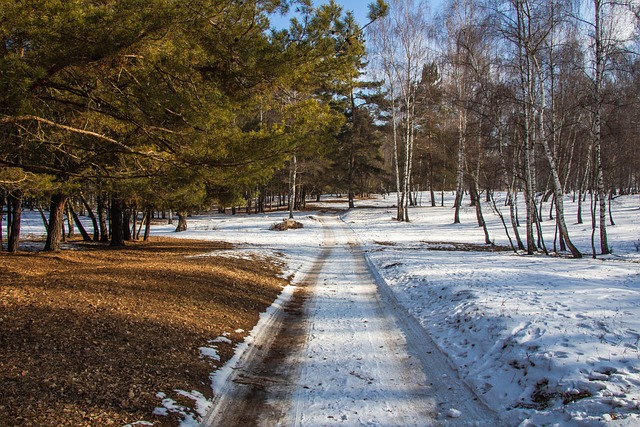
[202,215,499,426]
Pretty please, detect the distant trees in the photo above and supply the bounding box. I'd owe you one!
[366,0,638,257]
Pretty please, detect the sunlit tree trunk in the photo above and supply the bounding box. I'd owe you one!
[454,108,466,224]
[175,211,188,232]
[592,0,609,254]
[534,55,582,258]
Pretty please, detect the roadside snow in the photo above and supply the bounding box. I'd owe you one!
[199,346,221,361]
[342,193,640,426]
[208,284,297,397]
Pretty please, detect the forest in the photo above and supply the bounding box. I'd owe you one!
[1,0,639,259]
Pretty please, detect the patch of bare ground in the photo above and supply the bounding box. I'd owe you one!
[421,241,513,252]
[0,237,287,427]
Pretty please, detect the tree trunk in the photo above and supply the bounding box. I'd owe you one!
[590,192,598,258]
[289,154,297,219]
[471,129,491,245]
[391,94,403,221]
[471,181,491,245]
[348,89,357,210]
[454,98,467,224]
[123,205,132,241]
[523,156,537,255]
[97,194,109,243]
[258,188,265,213]
[131,207,139,239]
[300,186,307,211]
[6,195,12,243]
[593,0,610,255]
[538,111,582,257]
[577,189,584,224]
[36,205,49,229]
[608,193,615,226]
[594,135,609,254]
[44,193,68,252]
[69,204,92,242]
[7,191,22,253]
[79,194,100,241]
[491,193,518,253]
[66,203,74,238]
[0,193,4,250]
[136,210,145,240]
[403,89,416,222]
[533,206,549,255]
[143,208,152,241]
[510,192,525,251]
[175,211,188,232]
[109,196,125,247]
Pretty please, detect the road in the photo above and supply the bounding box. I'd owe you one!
[201,214,500,426]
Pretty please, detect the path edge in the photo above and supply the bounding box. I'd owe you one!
[198,283,297,426]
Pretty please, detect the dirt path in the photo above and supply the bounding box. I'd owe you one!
[201,215,499,426]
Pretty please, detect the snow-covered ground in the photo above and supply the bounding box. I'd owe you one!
[13,192,640,426]
[342,194,640,426]
[148,193,640,426]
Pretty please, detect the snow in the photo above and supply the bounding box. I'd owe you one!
[153,390,211,426]
[340,194,640,426]
[12,192,640,425]
[190,193,638,426]
[283,216,444,425]
[211,336,233,344]
[198,346,221,361]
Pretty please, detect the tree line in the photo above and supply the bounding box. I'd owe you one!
[366,0,640,258]
[2,0,638,259]
[0,0,388,251]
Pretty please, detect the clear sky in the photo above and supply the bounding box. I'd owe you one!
[269,1,374,30]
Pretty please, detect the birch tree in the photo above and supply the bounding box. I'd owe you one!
[441,0,482,224]
[370,0,431,222]
[579,0,638,255]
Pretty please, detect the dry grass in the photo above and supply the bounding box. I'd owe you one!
[0,237,287,426]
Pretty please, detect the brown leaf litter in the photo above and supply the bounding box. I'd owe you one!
[0,237,287,426]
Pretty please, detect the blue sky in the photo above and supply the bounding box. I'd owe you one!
[269,1,373,29]
[325,0,372,26]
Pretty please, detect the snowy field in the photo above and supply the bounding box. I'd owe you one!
[13,192,640,426]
